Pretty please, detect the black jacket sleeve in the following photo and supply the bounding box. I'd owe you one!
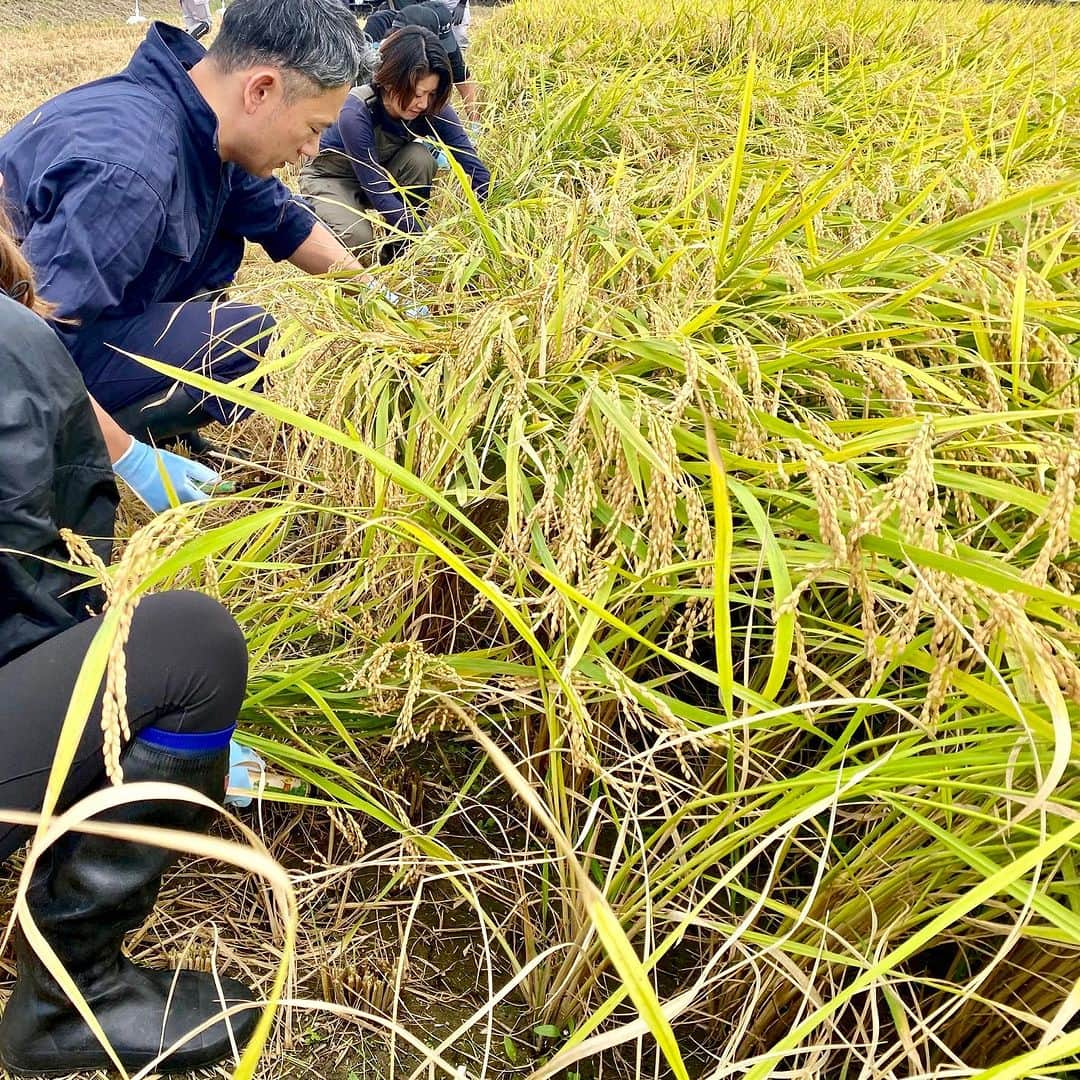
[449,46,468,85]
[0,295,118,669]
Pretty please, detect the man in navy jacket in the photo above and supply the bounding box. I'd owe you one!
[0,0,367,459]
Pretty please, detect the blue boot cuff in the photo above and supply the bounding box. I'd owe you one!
[136,723,236,756]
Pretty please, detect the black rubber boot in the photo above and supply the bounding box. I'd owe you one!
[0,739,259,1076]
[111,391,220,456]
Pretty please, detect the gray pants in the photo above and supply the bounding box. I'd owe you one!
[179,0,211,32]
[299,141,436,263]
[453,0,470,49]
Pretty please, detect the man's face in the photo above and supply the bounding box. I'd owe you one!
[231,71,348,177]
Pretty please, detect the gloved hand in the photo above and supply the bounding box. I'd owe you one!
[466,120,481,144]
[224,738,265,809]
[113,437,221,513]
[417,138,450,170]
[363,277,431,319]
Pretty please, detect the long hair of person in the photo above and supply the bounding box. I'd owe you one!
[0,204,51,316]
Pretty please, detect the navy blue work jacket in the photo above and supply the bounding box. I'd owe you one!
[0,23,315,360]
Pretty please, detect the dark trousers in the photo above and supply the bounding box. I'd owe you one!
[70,300,277,427]
[0,591,248,863]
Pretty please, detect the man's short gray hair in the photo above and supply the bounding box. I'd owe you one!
[208,0,365,91]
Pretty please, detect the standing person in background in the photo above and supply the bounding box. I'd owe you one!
[0,0,379,466]
[363,2,479,123]
[394,2,479,121]
[300,26,489,263]
[179,0,212,40]
[360,5,402,81]
[0,205,258,1076]
[449,0,469,52]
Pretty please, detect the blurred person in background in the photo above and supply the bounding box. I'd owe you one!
[364,1,480,123]
[179,0,213,40]
[447,0,470,53]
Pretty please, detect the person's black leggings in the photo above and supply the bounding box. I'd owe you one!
[0,591,248,863]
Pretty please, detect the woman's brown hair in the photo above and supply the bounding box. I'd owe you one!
[373,26,453,117]
[0,203,50,316]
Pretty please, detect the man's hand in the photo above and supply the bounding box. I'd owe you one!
[287,221,366,276]
[290,222,430,317]
[456,79,480,123]
[112,439,222,513]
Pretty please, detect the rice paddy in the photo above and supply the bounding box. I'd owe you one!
[5,0,1080,1076]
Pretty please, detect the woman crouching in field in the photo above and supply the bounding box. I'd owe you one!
[300,25,490,265]
[0,205,257,1074]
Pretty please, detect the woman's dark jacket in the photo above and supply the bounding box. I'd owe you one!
[0,294,117,669]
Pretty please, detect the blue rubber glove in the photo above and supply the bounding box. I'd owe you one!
[224,738,265,809]
[113,438,221,513]
[364,278,431,320]
[418,138,450,170]
[466,120,481,144]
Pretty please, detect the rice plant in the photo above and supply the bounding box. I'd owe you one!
[68,0,1080,1075]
